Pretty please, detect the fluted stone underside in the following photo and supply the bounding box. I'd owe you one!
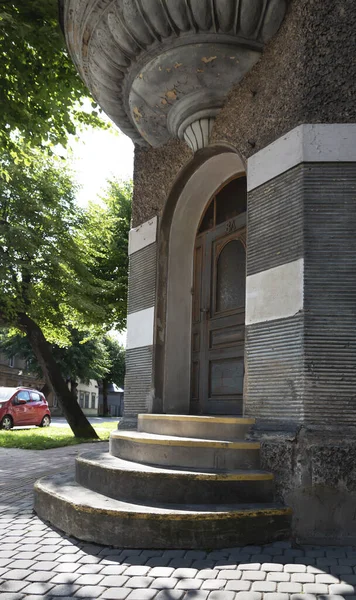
[61,0,288,149]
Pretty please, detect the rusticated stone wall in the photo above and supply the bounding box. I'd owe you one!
[257,426,356,544]
[132,140,191,228]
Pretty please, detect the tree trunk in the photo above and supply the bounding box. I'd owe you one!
[40,382,52,398]
[70,379,78,399]
[18,313,98,439]
[102,378,109,416]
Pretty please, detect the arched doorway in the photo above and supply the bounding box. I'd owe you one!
[162,152,246,415]
[191,177,247,415]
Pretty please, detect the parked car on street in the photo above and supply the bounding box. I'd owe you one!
[0,387,51,430]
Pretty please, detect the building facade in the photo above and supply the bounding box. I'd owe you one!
[50,379,100,417]
[77,380,100,416]
[46,0,356,545]
[0,353,45,390]
[99,384,124,417]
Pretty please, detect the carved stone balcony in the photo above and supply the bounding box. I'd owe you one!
[61,0,289,150]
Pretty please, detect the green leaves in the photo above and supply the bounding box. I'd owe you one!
[81,179,132,332]
[0,145,87,331]
[0,0,106,167]
[103,336,126,387]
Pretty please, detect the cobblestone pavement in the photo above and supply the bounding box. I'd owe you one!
[1,445,356,600]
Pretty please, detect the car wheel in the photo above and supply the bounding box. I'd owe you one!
[40,415,51,427]
[1,415,13,430]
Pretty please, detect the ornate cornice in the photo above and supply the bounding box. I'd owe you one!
[62,0,289,150]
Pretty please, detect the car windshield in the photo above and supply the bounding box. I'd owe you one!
[0,387,18,402]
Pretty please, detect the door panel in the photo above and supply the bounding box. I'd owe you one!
[191,213,246,415]
[210,358,244,395]
[28,391,44,425]
[210,322,245,348]
[191,360,200,404]
[12,391,30,425]
[191,237,204,414]
[215,240,246,312]
[11,401,27,425]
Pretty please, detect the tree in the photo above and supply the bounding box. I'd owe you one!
[0,143,132,437]
[101,337,125,416]
[83,179,132,331]
[0,3,131,437]
[79,180,132,416]
[0,1,104,159]
[55,331,110,395]
[0,145,106,437]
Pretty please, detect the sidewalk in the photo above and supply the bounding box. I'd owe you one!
[12,417,120,430]
[1,444,356,600]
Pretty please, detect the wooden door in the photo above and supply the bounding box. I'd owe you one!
[191,177,247,415]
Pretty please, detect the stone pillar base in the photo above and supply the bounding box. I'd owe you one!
[252,426,356,545]
[117,416,138,430]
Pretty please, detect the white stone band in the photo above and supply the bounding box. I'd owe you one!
[246,259,304,326]
[129,216,157,256]
[126,307,155,350]
[247,124,356,191]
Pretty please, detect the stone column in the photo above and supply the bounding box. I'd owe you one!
[244,124,356,429]
[244,124,356,542]
[123,217,157,423]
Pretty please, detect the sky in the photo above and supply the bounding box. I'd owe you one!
[66,118,134,347]
[68,123,134,207]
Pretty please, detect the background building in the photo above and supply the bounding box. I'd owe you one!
[98,383,124,418]
[77,380,100,417]
[50,380,101,417]
[0,353,44,390]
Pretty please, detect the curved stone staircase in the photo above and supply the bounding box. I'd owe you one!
[34,415,291,548]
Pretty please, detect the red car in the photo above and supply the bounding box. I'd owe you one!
[0,387,51,430]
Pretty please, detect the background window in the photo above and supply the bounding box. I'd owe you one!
[79,391,84,408]
[91,393,96,409]
[84,392,89,409]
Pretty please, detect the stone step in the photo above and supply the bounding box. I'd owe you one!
[110,431,260,470]
[76,451,274,505]
[34,472,292,549]
[138,414,255,440]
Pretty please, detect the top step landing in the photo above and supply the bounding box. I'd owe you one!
[138,414,255,441]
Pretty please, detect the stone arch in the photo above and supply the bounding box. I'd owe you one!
[155,148,246,414]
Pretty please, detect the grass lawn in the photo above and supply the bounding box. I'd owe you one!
[0,421,118,450]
